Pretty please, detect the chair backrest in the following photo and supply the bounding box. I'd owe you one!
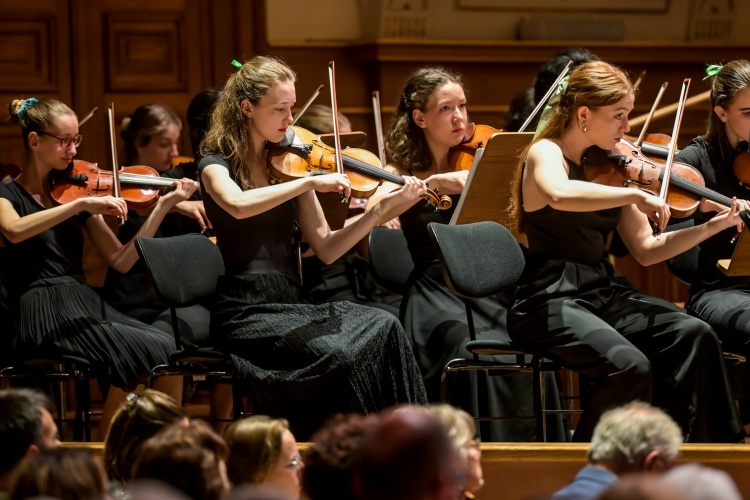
[665,218,699,286]
[135,234,224,309]
[368,227,414,296]
[427,221,524,299]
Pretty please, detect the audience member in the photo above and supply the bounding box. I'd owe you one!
[103,389,187,486]
[8,447,108,500]
[0,388,60,494]
[424,404,484,499]
[597,475,688,500]
[551,401,682,500]
[353,406,462,500]
[302,413,375,500]
[133,419,230,500]
[224,416,302,499]
[662,463,742,500]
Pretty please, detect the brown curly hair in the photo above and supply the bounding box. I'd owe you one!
[385,67,463,173]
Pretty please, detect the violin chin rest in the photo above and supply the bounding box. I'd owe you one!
[274,127,297,148]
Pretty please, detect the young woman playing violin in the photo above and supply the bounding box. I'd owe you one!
[509,60,744,442]
[0,97,197,438]
[365,67,564,441]
[197,56,428,439]
[674,60,750,424]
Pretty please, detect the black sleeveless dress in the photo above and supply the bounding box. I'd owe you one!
[0,181,174,390]
[198,155,427,439]
[509,157,743,442]
[399,195,564,441]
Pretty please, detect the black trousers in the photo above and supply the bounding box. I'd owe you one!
[510,260,743,443]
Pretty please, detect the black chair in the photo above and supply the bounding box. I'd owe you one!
[135,233,244,420]
[427,220,579,441]
[368,227,414,296]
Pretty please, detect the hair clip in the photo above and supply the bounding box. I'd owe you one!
[126,392,139,403]
[231,59,243,70]
[704,64,723,80]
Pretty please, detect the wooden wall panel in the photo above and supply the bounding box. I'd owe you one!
[0,0,72,172]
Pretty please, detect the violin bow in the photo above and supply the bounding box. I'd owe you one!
[372,91,387,167]
[518,60,573,133]
[328,61,349,204]
[78,106,98,127]
[635,82,669,148]
[656,78,691,235]
[633,70,647,91]
[292,84,324,125]
[107,103,124,225]
[629,89,710,128]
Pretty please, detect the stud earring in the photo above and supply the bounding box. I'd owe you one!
[722,117,727,123]
[582,121,588,132]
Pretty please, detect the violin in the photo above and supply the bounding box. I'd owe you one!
[172,155,194,168]
[266,125,451,210]
[447,124,502,171]
[48,159,190,210]
[582,138,732,218]
[734,141,750,186]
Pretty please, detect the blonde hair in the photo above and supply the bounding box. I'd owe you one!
[703,59,750,161]
[295,104,351,135]
[201,56,296,190]
[386,67,463,172]
[423,404,477,464]
[224,415,290,485]
[7,98,76,150]
[509,61,633,233]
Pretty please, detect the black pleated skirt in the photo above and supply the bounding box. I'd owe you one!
[211,272,427,439]
[17,275,174,390]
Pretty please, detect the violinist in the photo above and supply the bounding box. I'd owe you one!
[508,60,744,442]
[673,60,750,425]
[294,104,401,315]
[197,56,428,439]
[103,100,218,334]
[365,67,564,441]
[0,97,197,438]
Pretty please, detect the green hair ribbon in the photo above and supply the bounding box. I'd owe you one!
[534,76,569,140]
[704,64,723,80]
[231,59,242,70]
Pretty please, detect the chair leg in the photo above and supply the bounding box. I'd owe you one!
[532,356,543,442]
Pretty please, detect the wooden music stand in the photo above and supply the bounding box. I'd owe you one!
[717,211,750,276]
[449,132,533,244]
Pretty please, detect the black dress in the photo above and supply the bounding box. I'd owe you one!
[675,137,750,420]
[399,195,564,441]
[197,155,427,439]
[508,156,743,442]
[0,181,174,390]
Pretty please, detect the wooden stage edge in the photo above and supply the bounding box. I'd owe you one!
[63,442,750,500]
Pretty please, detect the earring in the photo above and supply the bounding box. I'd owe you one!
[722,118,727,123]
[582,121,588,132]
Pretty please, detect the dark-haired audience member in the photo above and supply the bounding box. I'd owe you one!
[302,413,375,500]
[551,401,682,500]
[8,448,108,500]
[353,406,462,500]
[103,389,187,490]
[224,416,302,499]
[0,389,59,494]
[133,419,230,500]
[503,47,600,132]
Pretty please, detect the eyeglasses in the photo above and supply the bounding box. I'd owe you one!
[464,437,481,451]
[285,453,303,469]
[37,131,83,149]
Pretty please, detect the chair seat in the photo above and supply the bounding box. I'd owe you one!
[168,347,231,365]
[466,339,529,357]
